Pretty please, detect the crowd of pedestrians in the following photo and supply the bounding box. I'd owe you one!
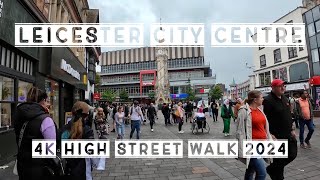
[12,79,317,179]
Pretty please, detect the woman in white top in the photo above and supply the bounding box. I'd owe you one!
[193,106,207,129]
[115,106,125,139]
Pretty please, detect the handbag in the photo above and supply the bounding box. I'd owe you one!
[13,121,29,175]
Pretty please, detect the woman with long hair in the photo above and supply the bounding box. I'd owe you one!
[60,101,95,180]
[176,102,185,133]
[14,86,56,180]
[115,106,125,139]
[95,107,109,138]
[236,90,273,180]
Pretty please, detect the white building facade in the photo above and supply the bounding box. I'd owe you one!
[253,7,311,96]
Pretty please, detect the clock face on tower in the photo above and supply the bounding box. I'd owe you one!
[157,49,164,55]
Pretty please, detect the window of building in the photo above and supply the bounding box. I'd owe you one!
[18,81,32,102]
[276,28,279,42]
[259,71,271,87]
[308,23,316,37]
[310,35,318,50]
[288,47,297,59]
[315,20,320,33]
[312,49,320,63]
[289,62,309,82]
[0,76,14,128]
[274,49,281,63]
[312,6,320,21]
[306,11,314,25]
[272,67,288,82]
[259,46,264,50]
[299,46,304,51]
[260,55,266,68]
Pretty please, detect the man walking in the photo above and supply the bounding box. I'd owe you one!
[129,100,143,139]
[162,103,171,125]
[147,103,157,132]
[296,90,314,149]
[263,79,297,180]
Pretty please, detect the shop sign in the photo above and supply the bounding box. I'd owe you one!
[93,93,101,100]
[61,59,80,81]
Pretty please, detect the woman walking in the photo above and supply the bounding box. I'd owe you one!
[176,102,185,133]
[115,106,125,139]
[221,99,234,136]
[236,90,273,180]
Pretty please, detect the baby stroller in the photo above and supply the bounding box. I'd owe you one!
[191,117,210,134]
[95,117,110,139]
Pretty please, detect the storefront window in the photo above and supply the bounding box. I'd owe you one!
[18,81,33,102]
[0,103,12,128]
[45,80,59,127]
[0,76,14,101]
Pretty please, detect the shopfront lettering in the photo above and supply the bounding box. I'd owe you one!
[0,0,4,18]
[61,59,80,81]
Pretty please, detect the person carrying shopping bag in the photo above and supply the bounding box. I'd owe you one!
[236,90,274,180]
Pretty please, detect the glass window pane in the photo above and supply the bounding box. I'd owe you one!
[0,76,14,101]
[6,49,10,67]
[306,11,314,25]
[0,103,12,128]
[18,81,33,102]
[313,62,320,75]
[289,62,309,81]
[308,23,316,37]
[313,6,320,21]
[316,20,320,33]
[312,49,320,63]
[310,35,318,49]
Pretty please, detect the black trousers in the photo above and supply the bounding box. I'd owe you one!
[149,116,155,129]
[267,135,297,180]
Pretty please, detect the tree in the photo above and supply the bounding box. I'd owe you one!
[210,85,223,101]
[102,89,116,103]
[148,91,155,101]
[186,78,196,101]
[119,89,129,102]
[95,74,101,86]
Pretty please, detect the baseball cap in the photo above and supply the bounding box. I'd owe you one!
[271,79,286,87]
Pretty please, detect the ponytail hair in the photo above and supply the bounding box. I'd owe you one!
[71,109,83,139]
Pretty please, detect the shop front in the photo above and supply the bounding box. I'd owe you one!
[47,47,87,128]
[0,0,49,165]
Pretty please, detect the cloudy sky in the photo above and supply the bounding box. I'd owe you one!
[88,0,302,86]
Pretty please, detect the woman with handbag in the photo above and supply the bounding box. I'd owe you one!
[236,90,273,180]
[14,87,56,180]
[176,102,185,133]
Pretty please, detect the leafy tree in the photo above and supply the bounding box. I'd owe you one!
[210,85,223,101]
[119,89,129,102]
[95,74,101,86]
[148,91,155,100]
[102,89,116,103]
[186,78,196,101]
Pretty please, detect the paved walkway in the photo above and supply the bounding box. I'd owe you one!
[1,112,320,180]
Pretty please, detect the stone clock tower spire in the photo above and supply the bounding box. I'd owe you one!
[155,18,171,105]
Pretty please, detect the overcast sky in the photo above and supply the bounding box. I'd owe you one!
[88,0,302,87]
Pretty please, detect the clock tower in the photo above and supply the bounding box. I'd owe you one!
[155,28,170,105]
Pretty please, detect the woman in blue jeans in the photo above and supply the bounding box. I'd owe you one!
[236,90,274,180]
[115,106,125,139]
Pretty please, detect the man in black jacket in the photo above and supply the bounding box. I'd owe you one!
[147,103,157,132]
[263,79,297,180]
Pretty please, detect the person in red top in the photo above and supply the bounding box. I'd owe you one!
[236,90,273,180]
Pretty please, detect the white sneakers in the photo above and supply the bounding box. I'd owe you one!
[151,129,154,132]
[224,133,230,137]
[178,131,184,134]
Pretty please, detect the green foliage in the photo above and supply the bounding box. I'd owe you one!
[148,91,155,100]
[119,89,129,102]
[101,89,116,103]
[186,78,196,101]
[95,74,101,86]
[210,85,223,100]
